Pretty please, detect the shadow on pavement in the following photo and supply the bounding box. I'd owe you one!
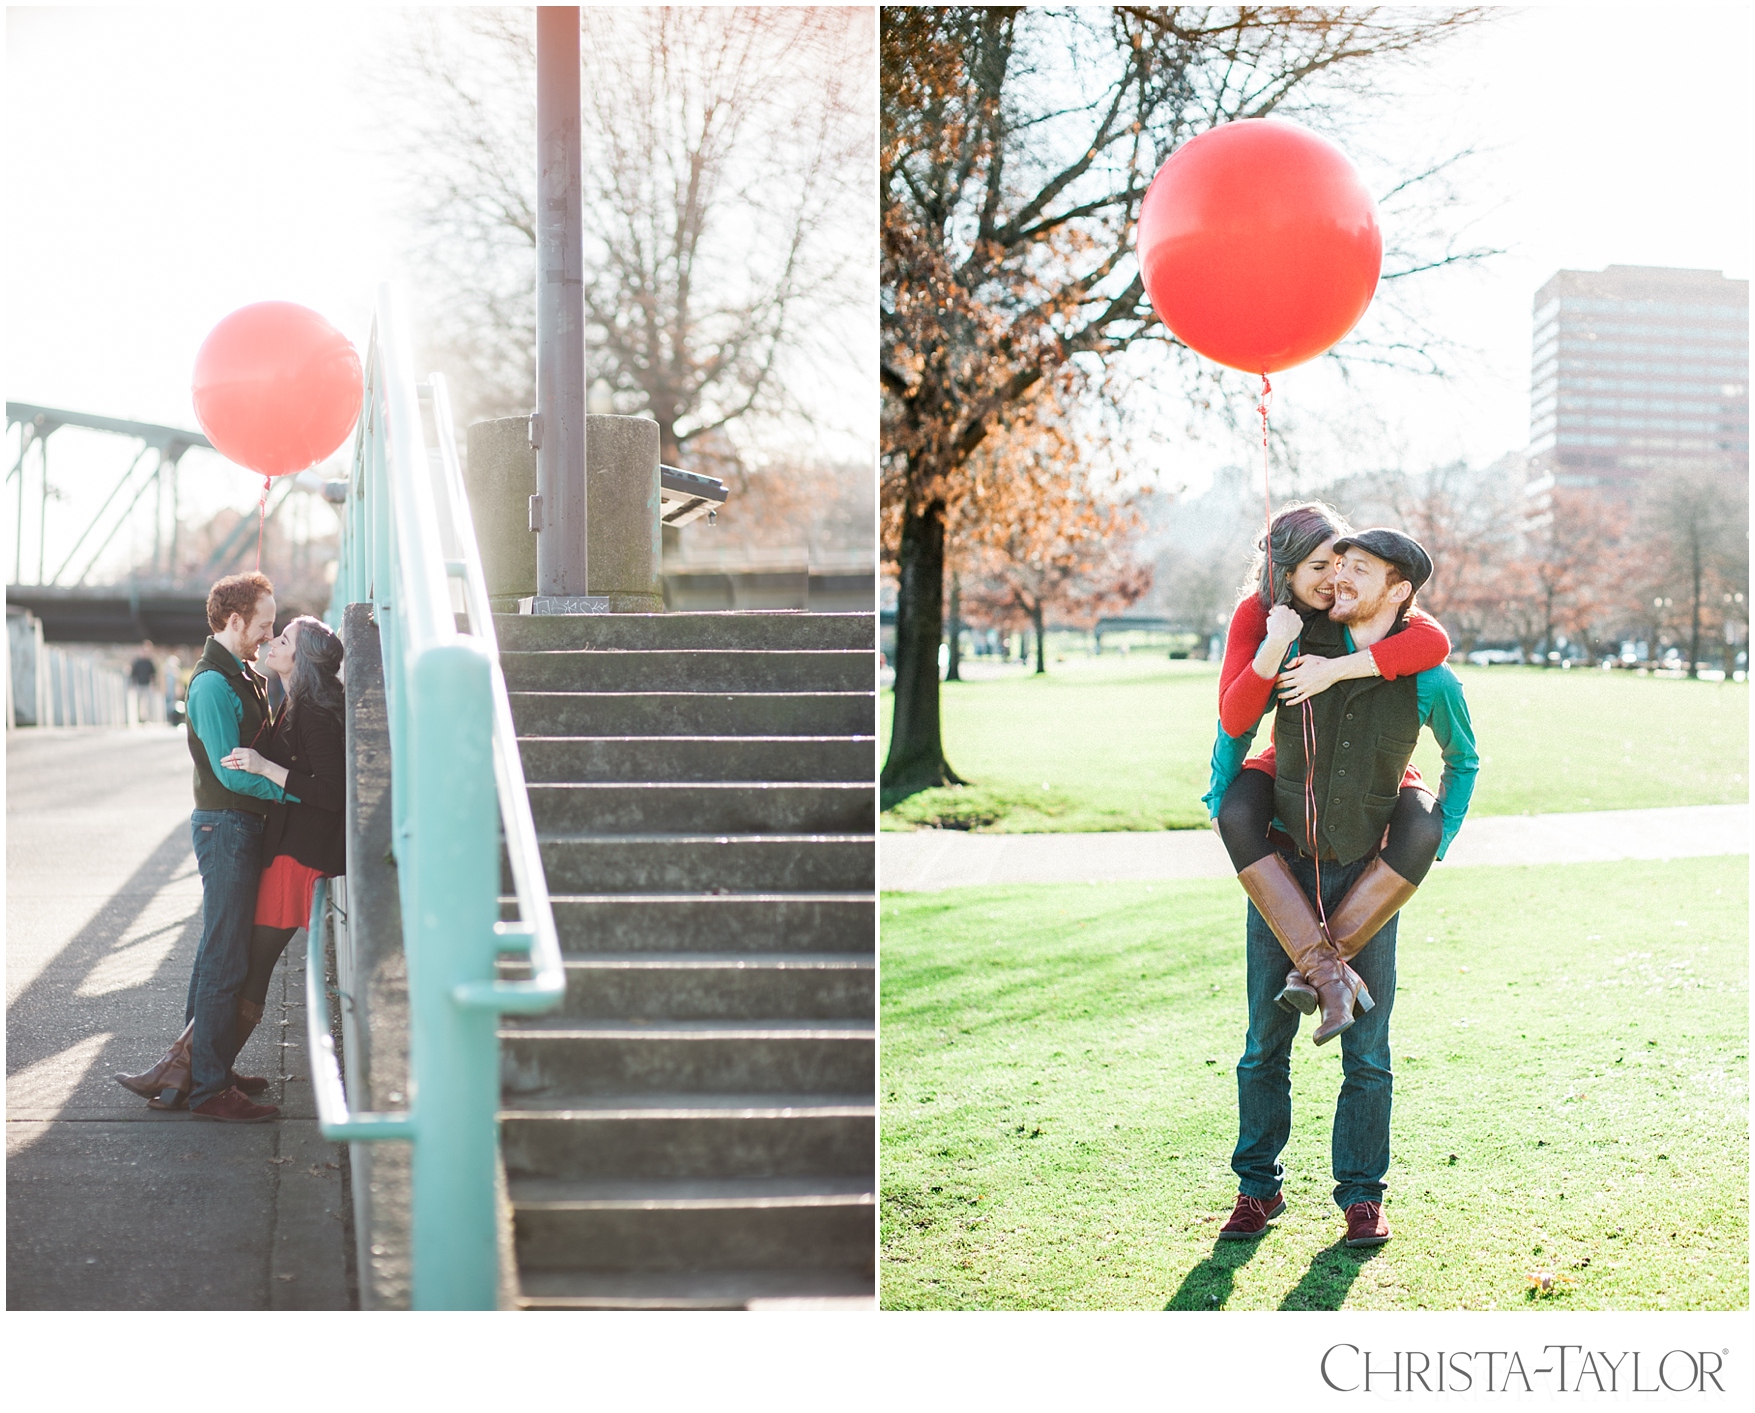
[7,817,195,1088]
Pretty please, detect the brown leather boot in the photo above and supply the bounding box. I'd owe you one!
[145,1031,195,1109]
[1277,858,1416,1012]
[1327,857,1419,960]
[114,1020,195,1099]
[1237,854,1372,1046]
[230,1000,270,1095]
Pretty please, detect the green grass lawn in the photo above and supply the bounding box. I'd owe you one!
[879,856,1749,1310]
[881,658,1748,831]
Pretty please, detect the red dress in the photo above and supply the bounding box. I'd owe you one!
[254,853,326,929]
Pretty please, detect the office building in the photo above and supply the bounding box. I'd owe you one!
[1527,265,1748,491]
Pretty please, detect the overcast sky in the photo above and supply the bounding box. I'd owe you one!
[3,3,875,583]
[4,4,1749,582]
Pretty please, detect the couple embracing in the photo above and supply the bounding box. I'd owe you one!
[114,571,346,1122]
[1202,504,1480,1249]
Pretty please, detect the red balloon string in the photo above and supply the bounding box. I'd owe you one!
[1259,370,1333,945]
[1257,373,1273,552]
[255,475,270,572]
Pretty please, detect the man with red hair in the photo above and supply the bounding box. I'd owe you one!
[117,572,295,1121]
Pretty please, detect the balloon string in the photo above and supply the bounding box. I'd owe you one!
[255,475,269,572]
[1257,374,1273,552]
[1302,696,1330,944]
[1261,371,1331,944]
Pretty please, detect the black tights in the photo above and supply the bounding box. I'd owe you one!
[241,925,297,1009]
[1216,769,1442,884]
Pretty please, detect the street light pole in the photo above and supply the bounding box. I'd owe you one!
[533,6,588,602]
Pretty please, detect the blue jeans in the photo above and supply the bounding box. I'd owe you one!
[1231,851,1398,1212]
[185,809,264,1108]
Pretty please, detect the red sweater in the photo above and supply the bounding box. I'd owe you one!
[1218,596,1451,738]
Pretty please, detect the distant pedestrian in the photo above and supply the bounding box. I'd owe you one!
[114,572,288,1122]
[129,642,156,689]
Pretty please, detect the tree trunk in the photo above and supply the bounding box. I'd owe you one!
[1031,601,1046,675]
[945,571,963,682]
[1688,532,1703,679]
[881,498,962,806]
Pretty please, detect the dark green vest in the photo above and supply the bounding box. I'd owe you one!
[1272,614,1419,865]
[187,636,273,814]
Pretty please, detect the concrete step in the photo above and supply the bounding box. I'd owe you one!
[518,735,875,784]
[511,691,873,738]
[501,649,871,694]
[499,951,874,1020]
[503,894,875,955]
[500,1093,874,1181]
[501,1019,876,1097]
[522,834,875,894]
[516,1267,874,1310]
[528,782,874,836]
[510,1176,873,1273]
[496,611,875,654]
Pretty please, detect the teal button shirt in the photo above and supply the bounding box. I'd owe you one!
[1203,627,1478,859]
[185,655,298,805]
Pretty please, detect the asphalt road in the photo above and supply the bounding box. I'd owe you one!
[6,727,349,1309]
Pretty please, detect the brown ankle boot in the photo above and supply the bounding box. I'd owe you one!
[114,1019,195,1099]
[229,1000,270,1095]
[146,1023,195,1108]
[1327,857,1419,960]
[235,999,265,1049]
[1237,854,1371,1046]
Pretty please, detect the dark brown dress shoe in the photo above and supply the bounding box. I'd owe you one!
[190,1087,280,1123]
[1217,1191,1285,1240]
[230,1073,271,1096]
[1343,1201,1391,1247]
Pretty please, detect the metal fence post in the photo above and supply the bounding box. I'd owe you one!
[405,639,501,1308]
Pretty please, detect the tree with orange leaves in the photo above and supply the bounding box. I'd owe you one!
[954,393,1153,677]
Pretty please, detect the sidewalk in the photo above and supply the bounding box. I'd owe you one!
[6,728,349,1309]
[879,803,1749,892]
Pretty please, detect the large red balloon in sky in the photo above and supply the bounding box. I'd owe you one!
[1137,119,1382,375]
[192,302,363,478]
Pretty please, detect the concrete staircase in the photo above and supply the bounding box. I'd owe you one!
[494,610,876,1309]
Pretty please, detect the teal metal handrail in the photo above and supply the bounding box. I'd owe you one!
[308,282,563,1308]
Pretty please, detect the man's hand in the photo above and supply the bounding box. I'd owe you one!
[1277,653,1347,706]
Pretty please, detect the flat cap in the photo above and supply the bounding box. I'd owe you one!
[1331,528,1432,595]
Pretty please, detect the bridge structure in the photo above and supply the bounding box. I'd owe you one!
[5,400,342,645]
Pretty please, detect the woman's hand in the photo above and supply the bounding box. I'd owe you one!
[1277,653,1347,706]
[221,747,290,789]
[1251,603,1303,680]
[1263,603,1302,650]
[222,747,267,775]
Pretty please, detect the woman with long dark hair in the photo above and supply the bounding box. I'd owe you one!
[1204,502,1450,1043]
[115,615,346,1108]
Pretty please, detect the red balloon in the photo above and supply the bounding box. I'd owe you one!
[192,302,364,477]
[1137,119,1382,375]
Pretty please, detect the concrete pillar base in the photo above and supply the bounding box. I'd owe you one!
[464,419,538,605]
[587,414,662,614]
